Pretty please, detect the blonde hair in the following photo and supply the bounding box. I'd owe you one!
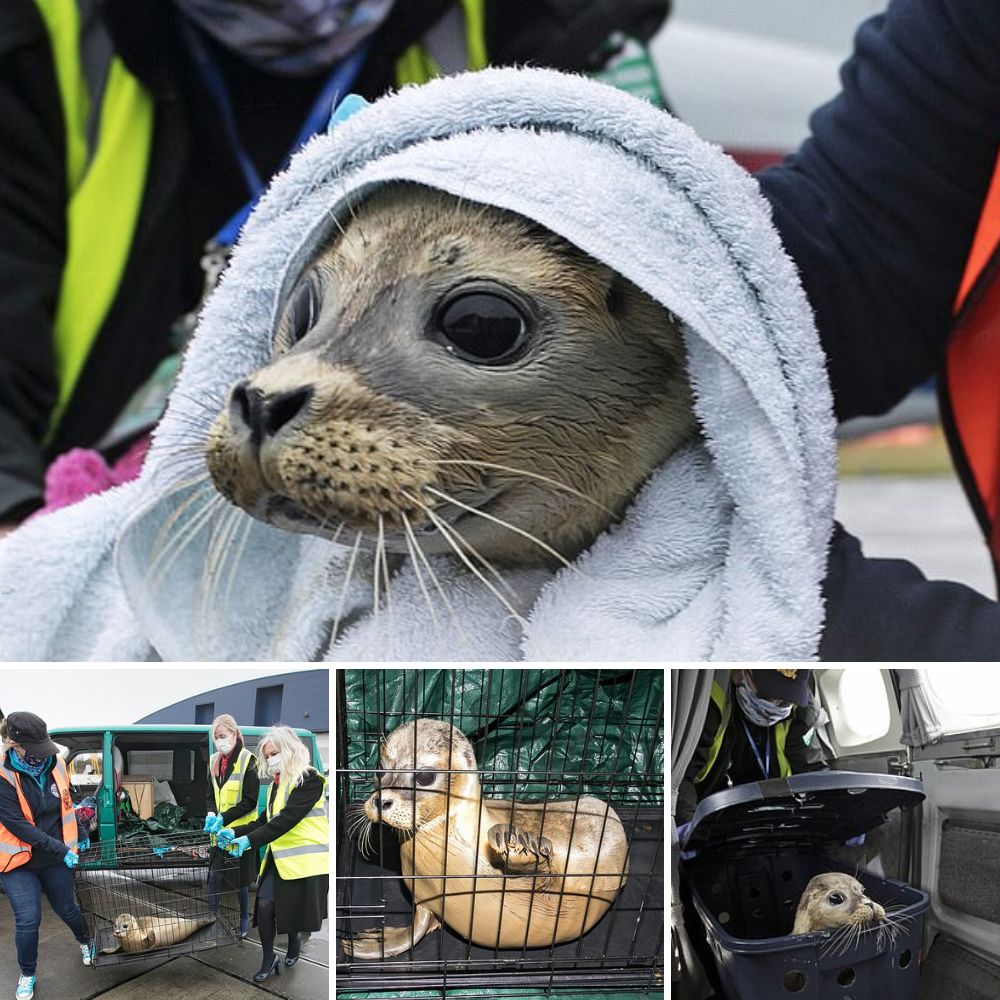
[209,714,244,774]
[256,726,312,787]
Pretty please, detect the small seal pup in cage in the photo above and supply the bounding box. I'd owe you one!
[344,719,629,957]
[99,912,216,954]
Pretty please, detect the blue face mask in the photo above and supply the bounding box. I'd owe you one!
[11,748,50,776]
[735,683,793,727]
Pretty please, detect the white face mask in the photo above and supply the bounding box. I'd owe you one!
[266,754,283,775]
[215,736,235,755]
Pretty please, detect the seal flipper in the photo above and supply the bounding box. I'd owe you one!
[487,823,554,888]
[99,941,121,955]
[143,928,156,950]
[342,902,440,958]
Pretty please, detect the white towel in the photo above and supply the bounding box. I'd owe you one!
[0,67,835,661]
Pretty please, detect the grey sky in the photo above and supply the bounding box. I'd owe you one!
[0,665,323,730]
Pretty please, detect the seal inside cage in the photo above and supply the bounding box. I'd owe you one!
[75,832,242,966]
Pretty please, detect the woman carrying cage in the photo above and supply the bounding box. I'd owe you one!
[0,713,91,1000]
[202,713,259,939]
[218,725,328,982]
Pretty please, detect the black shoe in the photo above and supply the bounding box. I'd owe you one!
[284,934,301,967]
[253,957,281,982]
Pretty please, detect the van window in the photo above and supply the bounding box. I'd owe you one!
[923,666,1000,735]
[126,749,194,782]
[68,752,103,789]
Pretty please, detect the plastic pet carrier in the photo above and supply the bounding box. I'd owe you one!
[76,832,242,966]
[681,772,928,1000]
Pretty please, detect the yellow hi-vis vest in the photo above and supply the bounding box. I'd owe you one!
[395,0,487,87]
[0,756,79,874]
[33,0,154,438]
[262,771,328,880]
[211,746,258,837]
[694,678,792,785]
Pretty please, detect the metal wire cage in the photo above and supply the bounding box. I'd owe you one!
[76,832,241,967]
[335,667,665,998]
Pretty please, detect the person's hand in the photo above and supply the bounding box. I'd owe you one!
[78,837,90,852]
[204,813,224,834]
[63,850,79,869]
[216,827,236,847]
[844,834,866,847]
[226,836,251,859]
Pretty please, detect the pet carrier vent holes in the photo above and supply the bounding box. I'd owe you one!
[899,949,912,968]
[838,967,856,987]
[783,970,807,992]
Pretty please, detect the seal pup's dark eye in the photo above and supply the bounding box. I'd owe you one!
[828,892,845,905]
[415,771,437,786]
[282,272,322,346]
[434,288,529,365]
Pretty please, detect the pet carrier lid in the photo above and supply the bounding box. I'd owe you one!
[682,771,925,854]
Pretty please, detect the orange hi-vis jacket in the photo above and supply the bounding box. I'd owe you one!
[0,755,78,873]
[945,152,1000,581]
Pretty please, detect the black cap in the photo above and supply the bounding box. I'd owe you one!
[748,669,812,707]
[5,712,59,757]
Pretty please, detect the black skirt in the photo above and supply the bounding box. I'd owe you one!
[208,845,256,889]
[252,856,328,935]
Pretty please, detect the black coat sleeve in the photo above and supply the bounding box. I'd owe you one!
[231,771,324,850]
[757,0,1000,421]
[821,523,1000,659]
[0,777,68,860]
[219,755,260,826]
[675,700,721,826]
[0,3,66,520]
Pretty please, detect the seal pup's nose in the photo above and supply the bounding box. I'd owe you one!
[230,382,313,443]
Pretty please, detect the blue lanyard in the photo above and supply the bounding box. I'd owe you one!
[183,21,370,247]
[740,716,770,779]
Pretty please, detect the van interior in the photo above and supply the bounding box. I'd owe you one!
[672,667,1000,1000]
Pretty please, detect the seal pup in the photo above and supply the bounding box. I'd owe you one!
[205,183,695,575]
[343,719,629,958]
[99,912,216,954]
[791,873,886,935]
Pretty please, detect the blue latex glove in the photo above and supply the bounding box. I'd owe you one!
[78,838,90,852]
[204,813,224,834]
[845,834,867,847]
[216,827,236,847]
[226,836,251,859]
[152,846,172,858]
[327,93,369,133]
[63,850,79,869]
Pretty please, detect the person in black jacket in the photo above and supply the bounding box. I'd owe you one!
[0,0,671,536]
[217,726,328,983]
[0,713,90,1000]
[755,0,1000,658]
[675,670,827,827]
[202,713,259,940]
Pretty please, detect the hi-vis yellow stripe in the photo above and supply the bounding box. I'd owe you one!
[35,0,154,438]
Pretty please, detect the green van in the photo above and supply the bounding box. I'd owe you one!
[49,724,325,860]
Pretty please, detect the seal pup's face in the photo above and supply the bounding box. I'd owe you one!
[205,183,695,567]
[363,720,478,831]
[794,874,886,933]
[113,913,138,937]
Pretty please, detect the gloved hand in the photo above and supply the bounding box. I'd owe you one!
[216,827,236,847]
[226,836,251,859]
[203,813,224,834]
[327,93,370,133]
[78,837,90,852]
[63,850,79,869]
[844,834,867,847]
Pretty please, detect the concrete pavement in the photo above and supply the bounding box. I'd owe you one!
[0,889,328,1000]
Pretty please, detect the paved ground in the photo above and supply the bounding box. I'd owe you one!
[0,891,328,1000]
[836,473,995,598]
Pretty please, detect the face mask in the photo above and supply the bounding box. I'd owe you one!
[266,754,283,775]
[216,737,235,755]
[175,0,395,77]
[11,749,49,774]
[735,683,794,727]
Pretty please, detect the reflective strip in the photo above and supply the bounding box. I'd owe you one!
[34,0,154,436]
[271,843,328,860]
[0,844,29,855]
[395,0,487,87]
